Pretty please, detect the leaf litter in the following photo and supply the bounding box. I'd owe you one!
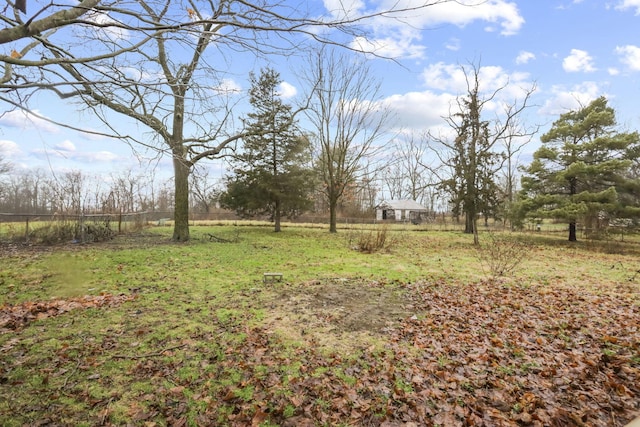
[1,276,638,426]
[0,293,136,332]
[256,278,640,426]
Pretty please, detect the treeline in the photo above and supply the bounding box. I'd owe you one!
[0,166,380,220]
[0,169,172,215]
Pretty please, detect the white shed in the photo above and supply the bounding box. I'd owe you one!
[376,200,429,223]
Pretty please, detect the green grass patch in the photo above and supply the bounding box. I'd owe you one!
[1,225,639,426]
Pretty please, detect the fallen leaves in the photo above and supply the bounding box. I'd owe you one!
[199,279,639,426]
[1,278,638,426]
[380,280,640,426]
[0,293,136,332]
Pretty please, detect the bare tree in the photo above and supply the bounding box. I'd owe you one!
[0,169,69,214]
[381,162,405,201]
[305,48,394,232]
[0,0,101,45]
[190,164,222,214]
[500,115,537,228]
[389,131,441,208]
[430,62,535,244]
[0,152,11,175]
[1,0,458,241]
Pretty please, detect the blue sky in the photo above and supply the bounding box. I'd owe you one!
[1,0,640,186]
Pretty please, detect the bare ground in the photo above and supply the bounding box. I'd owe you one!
[263,278,413,351]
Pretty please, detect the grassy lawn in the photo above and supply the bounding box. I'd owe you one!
[0,224,639,426]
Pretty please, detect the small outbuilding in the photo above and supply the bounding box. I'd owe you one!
[376,199,429,223]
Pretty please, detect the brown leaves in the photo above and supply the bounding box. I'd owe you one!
[1,277,638,426]
[195,280,638,426]
[384,280,640,426]
[0,293,136,332]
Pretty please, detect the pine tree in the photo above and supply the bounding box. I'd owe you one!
[520,97,640,241]
[220,68,315,232]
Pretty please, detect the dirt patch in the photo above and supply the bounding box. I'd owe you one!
[263,278,413,351]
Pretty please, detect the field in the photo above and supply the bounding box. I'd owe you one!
[1,224,639,426]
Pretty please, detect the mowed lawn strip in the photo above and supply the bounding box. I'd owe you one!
[0,226,638,426]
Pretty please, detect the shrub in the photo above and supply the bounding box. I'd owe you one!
[20,219,115,245]
[476,232,532,278]
[349,225,396,253]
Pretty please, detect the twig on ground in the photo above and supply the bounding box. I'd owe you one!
[204,233,232,243]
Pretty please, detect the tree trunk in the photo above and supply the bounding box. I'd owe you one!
[464,210,474,234]
[568,222,577,242]
[568,178,577,242]
[473,217,479,245]
[329,197,338,233]
[274,198,281,232]
[172,156,190,242]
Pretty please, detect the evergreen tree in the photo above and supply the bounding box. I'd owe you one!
[519,97,640,241]
[220,68,315,232]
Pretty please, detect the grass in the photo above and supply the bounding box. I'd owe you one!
[1,224,639,426]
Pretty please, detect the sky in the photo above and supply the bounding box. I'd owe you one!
[1,0,640,191]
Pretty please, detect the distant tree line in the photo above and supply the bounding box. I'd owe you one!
[0,168,174,215]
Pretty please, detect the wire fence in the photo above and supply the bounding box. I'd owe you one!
[4,210,631,244]
[0,212,149,244]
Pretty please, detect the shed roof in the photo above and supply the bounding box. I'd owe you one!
[377,199,427,211]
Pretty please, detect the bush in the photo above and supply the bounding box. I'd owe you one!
[21,219,115,245]
[476,232,532,278]
[28,221,77,244]
[349,225,396,253]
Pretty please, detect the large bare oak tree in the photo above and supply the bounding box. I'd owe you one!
[1,0,457,241]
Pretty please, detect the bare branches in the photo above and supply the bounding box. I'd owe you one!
[0,0,101,44]
[429,61,536,242]
[304,47,394,232]
[0,0,460,240]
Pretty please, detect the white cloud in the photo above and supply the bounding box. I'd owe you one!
[608,67,620,75]
[382,90,455,130]
[615,45,640,71]
[562,49,596,72]
[0,109,60,133]
[383,61,535,133]
[277,81,297,99]
[539,82,604,116]
[33,144,119,164]
[83,10,130,41]
[0,140,22,158]
[121,66,164,82]
[350,34,426,59]
[338,0,525,35]
[420,62,469,92]
[616,0,640,14]
[420,62,532,97]
[333,0,524,60]
[445,38,461,51]
[55,140,76,152]
[213,78,242,95]
[516,51,535,65]
[381,0,525,36]
[323,0,366,20]
[88,151,119,162]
